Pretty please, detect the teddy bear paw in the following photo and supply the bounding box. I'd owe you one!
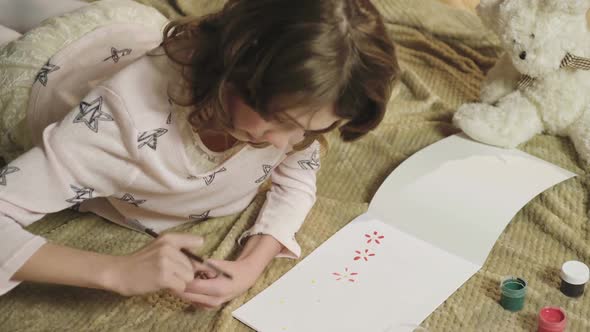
[453,102,542,148]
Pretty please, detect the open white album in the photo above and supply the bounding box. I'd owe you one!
[232,134,576,332]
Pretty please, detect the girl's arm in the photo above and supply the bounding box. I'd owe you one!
[0,86,203,297]
[11,234,204,297]
[169,234,283,309]
[11,242,121,292]
[235,233,283,273]
[237,141,321,259]
[172,142,321,308]
[0,86,135,295]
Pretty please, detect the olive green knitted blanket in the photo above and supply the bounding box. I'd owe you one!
[1,0,588,331]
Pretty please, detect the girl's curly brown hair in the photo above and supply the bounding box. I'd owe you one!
[160,0,399,150]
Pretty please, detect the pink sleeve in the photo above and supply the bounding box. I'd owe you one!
[0,210,46,295]
[239,141,320,258]
[0,86,140,295]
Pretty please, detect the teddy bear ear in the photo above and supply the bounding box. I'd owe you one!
[543,0,590,15]
[476,0,505,30]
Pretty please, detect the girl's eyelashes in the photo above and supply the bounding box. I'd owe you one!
[275,120,301,132]
[269,113,302,130]
[305,120,341,135]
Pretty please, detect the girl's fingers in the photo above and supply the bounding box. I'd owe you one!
[185,278,225,296]
[164,273,189,294]
[193,269,218,279]
[176,291,225,308]
[171,261,194,284]
[190,259,215,273]
[161,246,195,283]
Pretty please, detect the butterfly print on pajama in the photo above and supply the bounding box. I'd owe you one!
[118,193,146,207]
[65,185,94,205]
[255,164,273,184]
[35,61,60,86]
[73,96,114,133]
[203,167,227,185]
[138,128,168,150]
[0,166,19,186]
[297,149,320,170]
[103,47,132,63]
[189,210,210,221]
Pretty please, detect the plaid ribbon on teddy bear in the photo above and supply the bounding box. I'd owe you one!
[517,53,590,89]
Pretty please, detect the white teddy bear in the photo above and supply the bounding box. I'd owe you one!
[453,0,590,164]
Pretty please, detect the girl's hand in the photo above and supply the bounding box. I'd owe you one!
[104,233,204,296]
[172,257,264,309]
[172,234,284,309]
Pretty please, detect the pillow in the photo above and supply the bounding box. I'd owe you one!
[0,26,21,46]
[0,0,168,162]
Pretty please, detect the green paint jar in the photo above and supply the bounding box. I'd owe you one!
[500,276,527,312]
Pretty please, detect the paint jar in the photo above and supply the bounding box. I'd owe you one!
[499,276,527,312]
[560,260,589,298]
[537,306,566,332]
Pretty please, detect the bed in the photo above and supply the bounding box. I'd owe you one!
[0,0,588,330]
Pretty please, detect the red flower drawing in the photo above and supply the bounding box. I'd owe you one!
[332,267,358,282]
[354,249,375,261]
[365,231,385,244]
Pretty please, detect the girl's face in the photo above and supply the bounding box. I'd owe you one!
[225,88,342,150]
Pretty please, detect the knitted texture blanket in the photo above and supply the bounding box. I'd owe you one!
[0,0,588,330]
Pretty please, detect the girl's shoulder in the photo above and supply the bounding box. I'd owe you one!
[98,49,179,129]
[25,25,165,146]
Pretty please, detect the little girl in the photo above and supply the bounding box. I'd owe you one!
[0,0,398,308]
